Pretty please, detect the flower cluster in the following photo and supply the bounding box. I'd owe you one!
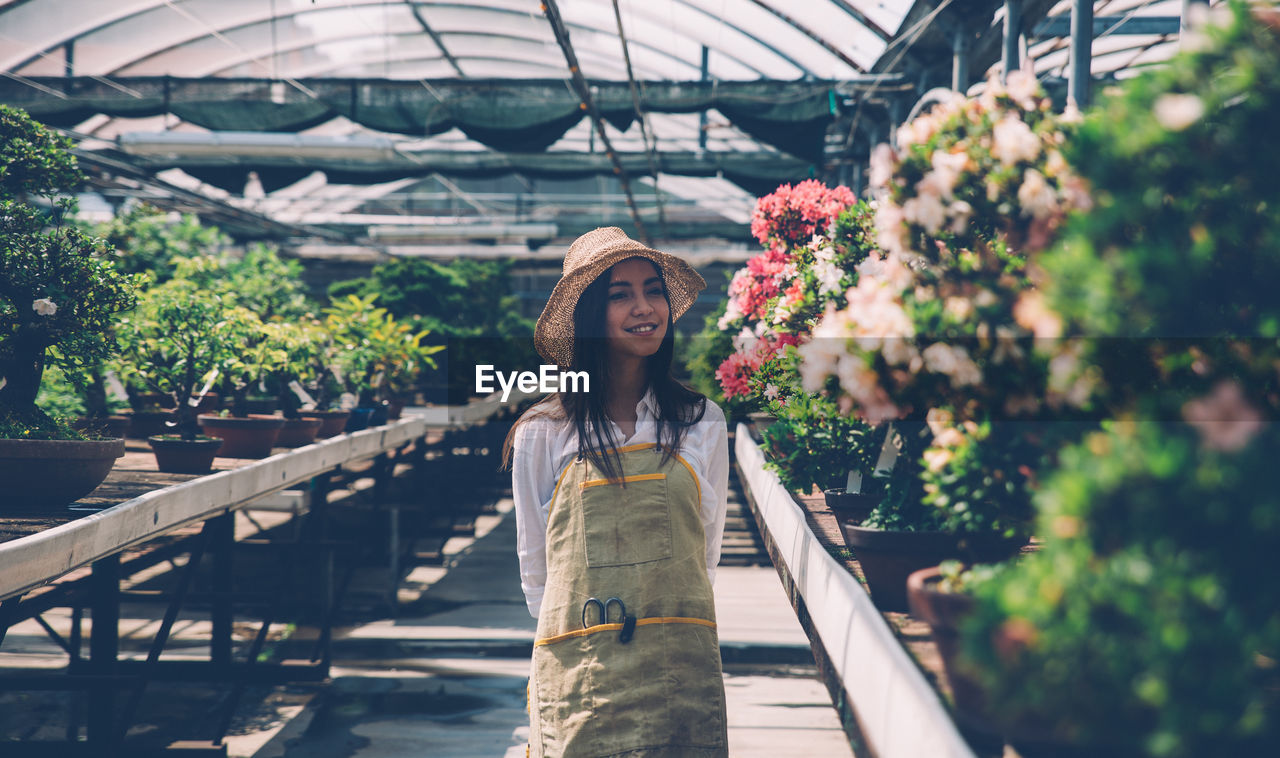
[750,179,857,254]
[799,72,1090,428]
[872,70,1091,262]
[714,327,799,400]
[712,190,874,406]
[722,248,791,326]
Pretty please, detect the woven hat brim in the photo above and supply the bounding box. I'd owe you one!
[535,246,705,368]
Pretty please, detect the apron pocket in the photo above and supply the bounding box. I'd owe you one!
[579,474,672,567]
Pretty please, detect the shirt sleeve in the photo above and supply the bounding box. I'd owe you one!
[512,418,554,618]
[699,401,730,585]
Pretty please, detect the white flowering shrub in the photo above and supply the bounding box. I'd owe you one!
[794,73,1095,536]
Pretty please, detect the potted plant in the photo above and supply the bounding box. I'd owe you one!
[198,307,288,458]
[323,293,440,430]
[0,105,136,509]
[956,8,1280,754]
[905,561,1003,745]
[791,70,1096,610]
[114,279,237,473]
[292,319,352,438]
[265,320,327,447]
[756,369,883,524]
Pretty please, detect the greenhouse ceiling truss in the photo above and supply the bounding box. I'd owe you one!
[0,0,1205,247]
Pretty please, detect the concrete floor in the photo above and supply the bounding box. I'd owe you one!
[251,500,854,758]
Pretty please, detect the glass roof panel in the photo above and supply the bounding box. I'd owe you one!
[673,0,860,77]
[846,0,908,34]
[754,0,888,70]
[2,0,906,82]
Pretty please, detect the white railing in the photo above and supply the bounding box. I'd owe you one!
[734,423,976,758]
[0,395,514,603]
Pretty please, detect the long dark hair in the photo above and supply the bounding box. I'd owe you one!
[503,259,707,481]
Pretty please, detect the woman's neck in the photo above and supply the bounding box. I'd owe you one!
[606,355,648,425]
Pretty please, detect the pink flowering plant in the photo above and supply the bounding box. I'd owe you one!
[750,179,857,254]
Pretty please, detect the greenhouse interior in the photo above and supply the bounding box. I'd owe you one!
[1,0,1277,756]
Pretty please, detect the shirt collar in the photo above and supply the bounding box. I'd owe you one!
[636,387,659,420]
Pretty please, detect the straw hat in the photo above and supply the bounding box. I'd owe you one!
[535,227,706,368]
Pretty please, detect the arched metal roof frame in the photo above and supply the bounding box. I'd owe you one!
[0,0,869,81]
[104,2,780,81]
[0,0,928,244]
[190,25,769,82]
[268,46,643,82]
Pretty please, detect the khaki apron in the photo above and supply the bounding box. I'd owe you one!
[528,443,729,758]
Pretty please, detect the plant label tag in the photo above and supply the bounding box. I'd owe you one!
[289,381,316,408]
[104,370,130,403]
[873,423,901,475]
[191,369,219,407]
[846,470,863,494]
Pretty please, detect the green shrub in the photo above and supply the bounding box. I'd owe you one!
[959,5,1280,754]
[0,105,136,436]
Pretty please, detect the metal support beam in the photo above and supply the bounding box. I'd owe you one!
[699,46,710,151]
[210,513,234,668]
[1035,15,1180,38]
[951,23,970,93]
[1068,0,1094,109]
[542,0,650,244]
[405,1,465,77]
[612,0,668,238]
[1003,0,1023,80]
[1182,0,1211,35]
[87,554,120,747]
[116,523,214,744]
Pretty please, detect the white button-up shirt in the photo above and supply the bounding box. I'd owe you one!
[511,390,729,618]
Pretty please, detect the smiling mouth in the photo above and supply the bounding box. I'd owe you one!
[625,324,659,334]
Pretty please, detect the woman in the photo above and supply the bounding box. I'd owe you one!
[507,227,730,758]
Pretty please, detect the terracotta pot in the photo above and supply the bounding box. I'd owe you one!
[907,567,1002,742]
[197,414,285,458]
[129,392,174,411]
[276,416,323,447]
[72,415,131,439]
[823,488,881,525]
[298,409,352,438]
[344,407,374,432]
[241,396,278,415]
[127,410,177,439]
[839,524,960,612]
[148,435,223,474]
[0,437,126,510]
[746,411,777,441]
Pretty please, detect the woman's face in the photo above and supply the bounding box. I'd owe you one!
[604,257,669,362]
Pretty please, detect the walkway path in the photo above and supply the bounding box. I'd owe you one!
[251,495,854,758]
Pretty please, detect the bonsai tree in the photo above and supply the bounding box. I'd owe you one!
[114,279,238,440]
[97,203,230,284]
[168,241,311,321]
[267,320,330,418]
[215,307,291,417]
[327,256,535,404]
[0,105,136,438]
[323,293,441,409]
